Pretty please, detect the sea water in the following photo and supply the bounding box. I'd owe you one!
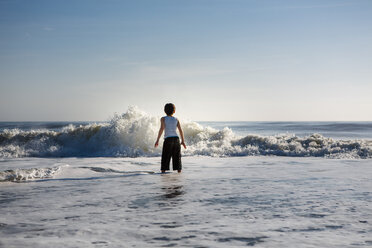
[1,106,371,247]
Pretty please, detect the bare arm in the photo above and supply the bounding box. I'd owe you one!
[154,117,165,147]
[177,121,187,149]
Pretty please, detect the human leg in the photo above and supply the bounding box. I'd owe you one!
[161,138,172,171]
[171,138,182,171]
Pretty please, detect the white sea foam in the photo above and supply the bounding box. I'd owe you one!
[0,165,63,182]
[0,106,371,158]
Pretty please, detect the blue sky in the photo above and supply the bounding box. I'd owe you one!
[0,0,371,121]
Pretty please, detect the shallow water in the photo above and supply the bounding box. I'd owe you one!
[1,156,371,247]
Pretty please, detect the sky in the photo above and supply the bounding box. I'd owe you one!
[0,0,371,121]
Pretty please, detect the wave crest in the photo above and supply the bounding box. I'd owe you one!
[0,107,371,159]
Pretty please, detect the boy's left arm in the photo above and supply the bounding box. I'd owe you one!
[177,121,187,149]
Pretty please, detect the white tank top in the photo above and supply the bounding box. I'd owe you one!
[164,116,179,139]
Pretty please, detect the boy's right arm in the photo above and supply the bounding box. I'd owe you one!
[154,117,165,147]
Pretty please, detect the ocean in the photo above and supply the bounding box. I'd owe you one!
[1,106,371,247]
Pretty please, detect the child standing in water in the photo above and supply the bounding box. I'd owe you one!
[155,103,186,173]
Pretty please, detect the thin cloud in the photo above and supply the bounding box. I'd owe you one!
[43,27,55,31]
[279,2,355,10]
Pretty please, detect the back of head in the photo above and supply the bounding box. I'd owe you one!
[164,103,175,116]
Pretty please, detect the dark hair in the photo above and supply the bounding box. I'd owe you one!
[164,103,175,116]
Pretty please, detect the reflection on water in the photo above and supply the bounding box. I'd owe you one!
[162,185,183,199]
[128,174,185,210]
[160,174,185,200]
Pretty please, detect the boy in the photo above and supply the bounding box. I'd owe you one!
[154,103,186,173]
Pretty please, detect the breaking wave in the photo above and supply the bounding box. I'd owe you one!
[0,106,371,159]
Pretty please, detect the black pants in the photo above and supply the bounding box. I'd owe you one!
[161,137,182,171]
